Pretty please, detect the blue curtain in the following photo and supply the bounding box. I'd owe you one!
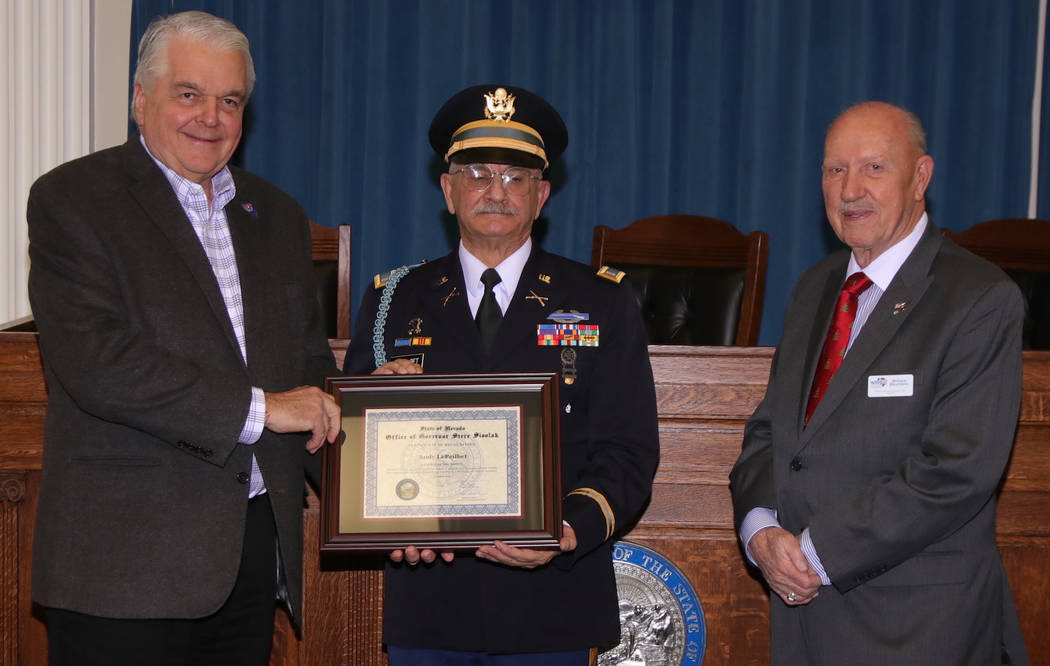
[131,0,1042,344]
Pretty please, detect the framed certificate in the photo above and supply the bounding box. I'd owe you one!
[321,372,562,554]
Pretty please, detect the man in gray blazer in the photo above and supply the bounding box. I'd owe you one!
[730,102,1029,665]
[27,11,341,665]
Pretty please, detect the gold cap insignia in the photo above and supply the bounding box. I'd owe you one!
[484,88,516,122]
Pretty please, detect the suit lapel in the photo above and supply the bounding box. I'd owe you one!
[800,224,942,442]
[226,183,264,369]
[122,139,241,353]
[422,254,480,358]
[498,247,560,352]
[794,260,850,432]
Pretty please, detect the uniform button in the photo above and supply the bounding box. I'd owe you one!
[790,457,803,471]
[236,472,250,484]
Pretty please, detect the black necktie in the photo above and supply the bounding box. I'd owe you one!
[476,268,503,354]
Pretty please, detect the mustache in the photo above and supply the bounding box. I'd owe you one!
[473,202,519,216]
[839,203,875,215]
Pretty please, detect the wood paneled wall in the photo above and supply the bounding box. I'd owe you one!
[1,333,1047,665]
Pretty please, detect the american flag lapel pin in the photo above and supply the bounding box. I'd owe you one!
[241,201,258,216]
[893,301,907,315]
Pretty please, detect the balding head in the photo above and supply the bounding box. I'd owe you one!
[821,102,934,267]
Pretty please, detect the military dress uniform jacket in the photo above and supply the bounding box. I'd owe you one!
[729,223,1029,665]
[28,137,336,624]
[343,246,660,653]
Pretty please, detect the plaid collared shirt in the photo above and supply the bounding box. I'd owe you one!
[143,139,267,496]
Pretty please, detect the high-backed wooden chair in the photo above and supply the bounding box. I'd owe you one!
[591,214,769,346]
[942,218,1050,350]
[309,221,352,339]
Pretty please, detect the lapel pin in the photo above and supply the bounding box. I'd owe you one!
[240,202,258,216]
[408,317,423,335]
[893,301,907,315]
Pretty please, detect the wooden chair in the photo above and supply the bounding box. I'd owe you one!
[591,214,769,346]
[309,221,352,339]
[942,218,1050,350]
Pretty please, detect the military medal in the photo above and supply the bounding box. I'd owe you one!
[537,323,599,346]
[560,348,577,385]
[394,337,432,347]
[548,310,589,323]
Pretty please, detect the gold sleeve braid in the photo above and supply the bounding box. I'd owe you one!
[567,488,615,540]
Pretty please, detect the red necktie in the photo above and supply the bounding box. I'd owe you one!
[804,272,872,427]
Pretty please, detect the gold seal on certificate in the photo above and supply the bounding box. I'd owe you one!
[321,373,562,554]
[396,478,419,501]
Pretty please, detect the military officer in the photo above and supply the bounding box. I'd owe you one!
[342,84,660,665]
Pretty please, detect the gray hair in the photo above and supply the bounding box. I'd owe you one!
[900,107,928,154]
[132,10,255,116]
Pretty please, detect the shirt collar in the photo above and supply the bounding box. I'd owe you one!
[139,135,236,211]
[459,237,532,300]
[846,212,928,290]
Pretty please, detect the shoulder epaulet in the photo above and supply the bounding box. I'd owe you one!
[596,265,626,284]
[374,260,427,289]
[373,270,395,289]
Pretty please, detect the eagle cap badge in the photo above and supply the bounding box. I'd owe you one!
[484,88,516,122]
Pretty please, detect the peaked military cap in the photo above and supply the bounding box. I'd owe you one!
[428,84,568,170]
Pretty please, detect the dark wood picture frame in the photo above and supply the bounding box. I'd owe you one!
[321,372,562,554]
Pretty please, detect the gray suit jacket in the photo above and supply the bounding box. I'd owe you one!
[27,138,335,623]
[730,223,1029,665]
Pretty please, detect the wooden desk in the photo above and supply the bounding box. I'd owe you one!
[1,334,1047,664]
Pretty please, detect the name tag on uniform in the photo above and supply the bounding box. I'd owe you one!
[867,374,913,397]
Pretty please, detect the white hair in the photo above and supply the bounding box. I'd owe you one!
[131,11,255,118]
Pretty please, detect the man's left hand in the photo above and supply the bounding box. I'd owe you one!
[475,525,577,569]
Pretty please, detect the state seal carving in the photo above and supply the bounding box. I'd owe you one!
[597,541,706,665]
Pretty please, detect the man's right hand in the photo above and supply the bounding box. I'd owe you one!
[749,527,822,605]
[264,386,341,453]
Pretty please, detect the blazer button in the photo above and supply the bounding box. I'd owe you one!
[789,457,803,471]
[236,472,250,484]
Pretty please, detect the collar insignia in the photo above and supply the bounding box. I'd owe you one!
[538,273,552,284]
[442,287,461,308]
[526,290,549,307]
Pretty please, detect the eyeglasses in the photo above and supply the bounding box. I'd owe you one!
[450,164,541,196]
